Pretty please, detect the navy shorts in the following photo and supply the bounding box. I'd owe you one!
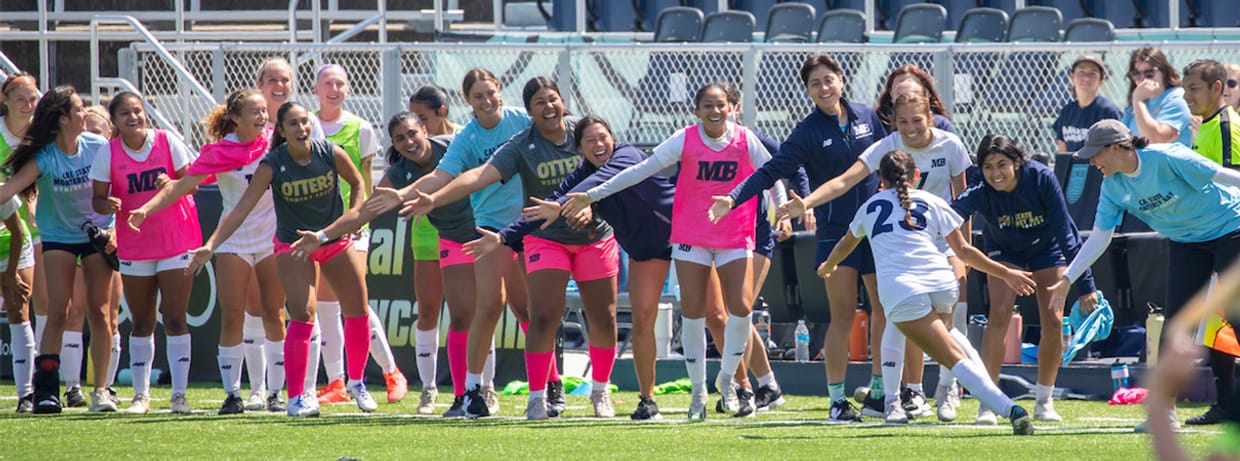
[987,245,1066,272]
[815,226,875,275]
[628,244,673,262]
[754,217,775,259]
[41,241,98,259]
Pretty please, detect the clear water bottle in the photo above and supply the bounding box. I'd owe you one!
[1111,360,1130,391]
[753,307,772,350]
[794,320,810,363]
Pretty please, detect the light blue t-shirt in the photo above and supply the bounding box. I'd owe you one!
[1096,143,1240,243]
[1121,86,1193,148]
[437,106,531,230]
[35,132,115,244]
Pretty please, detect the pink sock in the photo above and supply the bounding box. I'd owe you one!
[447,329,469,397]
[525,350,554,393]
[588,345,616,385]
[284,320,314,399]
[521,322,562,383]
[343,314,372,382]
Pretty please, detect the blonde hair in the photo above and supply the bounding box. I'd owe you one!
[255,57,292,86]
[84,105,114,138]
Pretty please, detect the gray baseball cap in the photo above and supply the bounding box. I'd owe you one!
[1074,119,1132,159]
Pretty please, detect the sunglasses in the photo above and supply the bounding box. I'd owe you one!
[1229,79,1239,89]
[1128,69,1158,81]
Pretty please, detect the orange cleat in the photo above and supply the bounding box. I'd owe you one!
[316,379,349,405]
[384,371,409,404]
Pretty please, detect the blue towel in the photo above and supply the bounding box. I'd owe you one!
[1062,291,1114,365]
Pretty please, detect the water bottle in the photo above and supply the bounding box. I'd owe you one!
[1061,318,1073,364]
[753,305,772,350]
[1146,304,1165,366]
[794,320,810,363]
[1110,360,1130,391]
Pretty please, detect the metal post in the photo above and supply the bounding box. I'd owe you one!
[864,0,874,34]
[741,47,757,129]
[1170,0,1180,31]
[494,0,503,30]
[174,0,184,39]
[381,48,402,136]
[211,48,226,102]
[933,47,953,114]
[39,0,49,90]
[556,47,573,112]
[288,0,299,43]
[434,0,445,34]
[90,20,100,106]
[312,0,322,43]
[576,0,586,34]
[378,0,387,43]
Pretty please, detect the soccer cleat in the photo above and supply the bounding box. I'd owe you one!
[935,383,958,422]
[463,386,489,419]
[886,399,909,424]
[1135,410,1179,433]
[545,381,565,416]
[266,393,286,413]
[688,391,707,422]
[218,394,245,415]
[384,371,409,404]
[631,397,662,421]
[244,391,266,411]
[317,379,349,405]
[829,398,862,423]
[106,387,121,407]
[170,393,191,414]
[526,395,549,421]
[754,385,785,411]
[125,394,151,414]
[1009,405,1035,435]
[591,388,615,418]
[900,387,932,418]
[714,373,737,414]
[1186,405,1227,425]
[16,394,34,413]
[32,392,62,414]
[1033,400,1063,422]
[483,385,502,416]
[976,407,998,426]
[443,395,466,418]
[348,382,378,413]
[64,386,87,408]
[88,389,118,412]
[286,394,320,417]
[417,388,438,415]
[734,388,756,418]
[858,390,885,418]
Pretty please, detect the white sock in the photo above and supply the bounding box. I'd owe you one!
[465,372,482,392]
[305,321,322,392]
[218,344,245,397]
[367,306,397,373]
[938,364,956,388]
[681,316,707,393]
[882,322,906,405]
[33,315,47,355]
[130,335,156,396]
[953,302,968,334]
[949,329,985,366]
[757,372,777,390]
[60,331,84,387]
[107,333,121,388]
[10,322,34,396]
[264,340,286,396]
[719,313,751,379]
[242,314,266,394]
[415,327,439,389]
[1035,384,1054,404]
[908,383,924,393]
[316,301,345,382]
[482,337,496,387]
[529,389,546,400]
[166,334,192,395]
[951,359,1014,417]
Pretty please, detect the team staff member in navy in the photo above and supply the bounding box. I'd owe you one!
[1054,55,1123,153]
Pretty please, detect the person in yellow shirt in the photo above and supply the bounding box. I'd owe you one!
[1184,60,1240,169]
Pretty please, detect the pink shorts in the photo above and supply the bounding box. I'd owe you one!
[437,239,475,268]
[522,235,619,282]
[273,235,353,264]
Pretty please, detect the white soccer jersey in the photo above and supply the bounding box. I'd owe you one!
[860,128,971,202]
[849,188,963,309]
[214,134,276,255]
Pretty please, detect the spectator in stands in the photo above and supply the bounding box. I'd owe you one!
[876,64,957,135]
[1048,119,1240,433]
[1054,55,1123,153]
[1225,64,1240,111]
[1122,47,1193,147]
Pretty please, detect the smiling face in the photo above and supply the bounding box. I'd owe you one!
[577,122,614,168]
[257,61,293,109]
[61,94,86,138]
[805,65,844,114]
[894,102,932,149]
[278,105,314,152]
[389,117,428,162]
[527,87,565,134]
[1088,144,1128,177]
[408,101,446,135]
[466,78,502,119]
[1070,61,1104,99]
[314,67,349,111]
[111,96,147,140]
[1181,70,1221,118]
[3,81,39,121]
[231,93,269,141]
[981,152,1019,192]
[694,87,733,136]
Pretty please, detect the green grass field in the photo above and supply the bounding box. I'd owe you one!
[0,383,1215,460]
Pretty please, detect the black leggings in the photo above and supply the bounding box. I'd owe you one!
[1165,229,1240,410]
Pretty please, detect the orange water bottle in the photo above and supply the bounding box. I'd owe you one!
[850,308,869,361]
[1003,309,1023,364]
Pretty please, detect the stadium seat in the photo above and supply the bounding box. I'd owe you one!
[931,0,978,31]
[1088,0,1137,29]
[1026,0,1084,25]
[760,239,801,323]
[733,0,778,31]
[764,2,816,43]
[652,6,704,42]
[955,7,1009,43]
[1124,232,1169,324]
[627,8,702,142]
[701,10,756,43]
[1006,6,1062,42]
[1053,153,1104,230]
[1063,18,1115,42]
[638,0,687,31]
[892,3,948,43]
[816,9,867,43]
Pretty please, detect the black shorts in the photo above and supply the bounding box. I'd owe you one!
[41,241,98,259]
[815,225,875,275]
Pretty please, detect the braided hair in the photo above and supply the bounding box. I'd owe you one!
[878,150,918,228]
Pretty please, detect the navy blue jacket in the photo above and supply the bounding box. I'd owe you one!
[952,161,1097,295]
[499,143,675,261]
[728,99,887,235]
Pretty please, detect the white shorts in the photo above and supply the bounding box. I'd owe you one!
[352,228,371,252]
[885,287,959,324]
[218,249,275,268]
[119,253,192,277]
[0,242,36,272]
[671,243,750,268]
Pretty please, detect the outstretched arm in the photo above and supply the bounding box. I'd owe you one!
[185,164,272,275]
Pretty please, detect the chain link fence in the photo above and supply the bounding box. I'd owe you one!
[126,41,1240,158]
